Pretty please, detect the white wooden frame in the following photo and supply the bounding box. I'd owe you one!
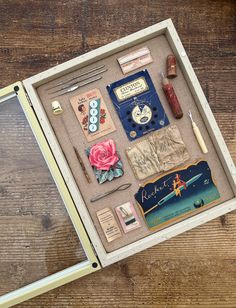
[23,18,236,268]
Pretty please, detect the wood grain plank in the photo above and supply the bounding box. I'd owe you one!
[16,254,236,307]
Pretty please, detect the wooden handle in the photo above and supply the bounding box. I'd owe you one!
[192,123,208,154]
[73,147,91,183]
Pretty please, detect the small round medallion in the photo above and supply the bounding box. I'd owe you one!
[130,131,137,138]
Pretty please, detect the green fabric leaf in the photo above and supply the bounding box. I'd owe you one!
[113,168,123,178]
[115,159,123,169]
[99,171,108,184]
[95,168,102,179]
[85,148,90,156]
[107,170,114,181]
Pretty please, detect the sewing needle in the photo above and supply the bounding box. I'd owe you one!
[48,68,107,94]
[46,64,106,90]
[50,75,102,98]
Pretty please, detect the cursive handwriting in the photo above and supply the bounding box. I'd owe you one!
[141,176,172,203]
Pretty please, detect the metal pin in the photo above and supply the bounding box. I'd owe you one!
[48,68,107,95]
[90,183,132,203]
[46,64,106,90]
[50,75,102,98]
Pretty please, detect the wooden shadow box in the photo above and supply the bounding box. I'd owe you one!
[1,19,236,307]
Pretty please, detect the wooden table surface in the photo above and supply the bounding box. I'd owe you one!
[0,0,235,307]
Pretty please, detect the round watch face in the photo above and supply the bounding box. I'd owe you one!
[131,104,152,125]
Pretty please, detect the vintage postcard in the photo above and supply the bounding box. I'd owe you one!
[70,88,116,142]
[135,160,220,230]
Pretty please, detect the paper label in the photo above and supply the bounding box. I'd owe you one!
[97,208,122,242]
[114,77,149,102]
[115,202,141,233]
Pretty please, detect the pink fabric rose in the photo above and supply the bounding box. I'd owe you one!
[89,139,119,171]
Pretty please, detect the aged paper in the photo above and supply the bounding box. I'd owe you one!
[126,125,190,180]
[97,208,122,242]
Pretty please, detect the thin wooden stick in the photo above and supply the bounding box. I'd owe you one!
[57,116,92,184]
[73,146,91,183]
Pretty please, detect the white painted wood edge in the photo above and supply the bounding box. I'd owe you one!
[0,261,94,308]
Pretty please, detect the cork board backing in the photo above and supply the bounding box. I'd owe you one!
[36,34,234,253]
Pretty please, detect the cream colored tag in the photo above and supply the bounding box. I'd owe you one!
[97,208,122,242]
[114,77,149,102]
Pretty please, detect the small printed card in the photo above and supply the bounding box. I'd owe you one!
[107,70,169,141]
[97,208,122,242]
[135,160,220,230]
[117,46,153,74]
[115,202,141,233]
[126,125,190,180]
[70,88,116,142]
[86,139,123,184]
